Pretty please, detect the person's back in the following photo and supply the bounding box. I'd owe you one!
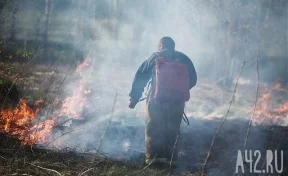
[129,37,197,168]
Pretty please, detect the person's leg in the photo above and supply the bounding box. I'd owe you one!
[145,97,167,165]
[164,101,184,167]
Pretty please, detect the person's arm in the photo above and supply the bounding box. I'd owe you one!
[181,53,197,89]
[129,54,155,108]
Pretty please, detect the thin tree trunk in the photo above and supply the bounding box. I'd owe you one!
[225,15,237,88]
[223,18,233,88]
[112,0,119,40]
[23,30,27,52]
[43,0,52,57]
[283,0,288,88]
[10,0,19,41]
[286,1,288,85]
[35,16,41,41]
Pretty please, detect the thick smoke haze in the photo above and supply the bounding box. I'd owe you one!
[38,0,285,159]
[1,0,287,171]
[34,0,286,155]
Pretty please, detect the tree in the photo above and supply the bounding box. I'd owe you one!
[9,0,20,41]
[43,0,53,56]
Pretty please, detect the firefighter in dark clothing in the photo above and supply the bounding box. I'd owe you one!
[129,37,197,167]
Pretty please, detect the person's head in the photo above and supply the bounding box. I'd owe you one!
[157,36,175,51]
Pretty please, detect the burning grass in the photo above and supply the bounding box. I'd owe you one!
[0,100,185,176]
[0,60,193,176]
[0,59,94,146]
[0,99,54,145]
[0,58,287,175]
[253,82,288,125]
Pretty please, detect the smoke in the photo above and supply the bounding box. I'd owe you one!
[5,0,287,173]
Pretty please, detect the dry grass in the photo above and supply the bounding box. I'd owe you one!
[0,61,200,176]
[2,60,286,175]
[0,134,180,176]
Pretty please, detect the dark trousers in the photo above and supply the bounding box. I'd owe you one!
[145,95,184,162]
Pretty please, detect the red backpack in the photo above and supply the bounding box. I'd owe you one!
[154,55,190,101]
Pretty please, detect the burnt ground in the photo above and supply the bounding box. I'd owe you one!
[177,118,288,176]
[99,118,288,176]
[0,133,173,176]
[0,117,287,176]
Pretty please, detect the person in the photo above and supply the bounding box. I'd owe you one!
[129,36,197,167]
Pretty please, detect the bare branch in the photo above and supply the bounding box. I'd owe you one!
[201,61,246,176]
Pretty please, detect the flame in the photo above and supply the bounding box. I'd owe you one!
[0,59,92,146]
[59,59,91,119]
[0,99,54,145]
[76,59,89,73]
[59,82,89,119]
[84,90,91,94]
[253,82,288,125]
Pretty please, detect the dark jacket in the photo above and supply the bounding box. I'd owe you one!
[129,49,197,101]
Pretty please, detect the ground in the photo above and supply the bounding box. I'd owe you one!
[0,61,287,176]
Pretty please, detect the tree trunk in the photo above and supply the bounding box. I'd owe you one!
[43,0,52,57]
[223,18,233,88]
[35,14,41,41]
[112,0,119,40]
[23,30,27,52]
[10,0,19,41]
[285,1,288,86]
